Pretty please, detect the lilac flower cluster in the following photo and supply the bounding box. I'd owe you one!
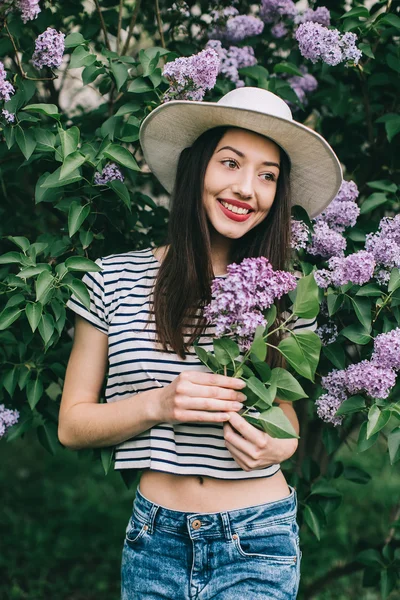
[317,327,400,425]
[290,218,310,250]
[295,6,331,27]
[32,27,65,70]
[0,61,15,102]
[365,215,400,282]
[210,14,264,43]
[260,0,297,24]
[314,250,375,288]
[94,162,124,185]
[271,23,288,38]
[314,180,360,233]
[315,322,339,346]
[2,109,15,123]
[295,22,362,66]
[0,404,19,438]
[205,40,256,88]
[287,65,318,106]
[162,47,220,102]
[203,257,298,351]
[306,221,347,259]
[18,0,41,23]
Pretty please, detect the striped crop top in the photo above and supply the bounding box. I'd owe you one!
[66,248,317,479]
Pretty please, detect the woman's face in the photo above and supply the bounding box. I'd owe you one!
[203,128,281,240]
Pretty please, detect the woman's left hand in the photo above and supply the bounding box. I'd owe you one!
[223,411,298,471]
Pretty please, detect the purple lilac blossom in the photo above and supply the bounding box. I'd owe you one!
[94,162,124,185]
[0,61,15,102]
[18,0,40,23]
[290,218,310,250]
[271,22,288,38]
[335,180,359,202]
[203,256,297,351]
[205,40,256,88]
[260,0,297,24]
[287,65,318,107]
[313,250,376,289]
[32,27,65,69]
[2,109,15,123]
[315,322,339,345]
[306,221,347,258]
[321,368,348,396]
[295,22,362,66]
[296,6,331,27]
[371,328,400,371]
[215,15,264,42]
[315,394,344,426]
[162,47,220,102]
[345,359,397,399]
[0,404,19,438]
[365,215,400,272]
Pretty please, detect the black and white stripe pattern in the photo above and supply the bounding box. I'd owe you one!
[66,248,316,479]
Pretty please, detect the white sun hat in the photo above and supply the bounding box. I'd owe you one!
[139,86,343,218]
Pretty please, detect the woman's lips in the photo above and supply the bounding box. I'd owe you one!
[216,199,253,223]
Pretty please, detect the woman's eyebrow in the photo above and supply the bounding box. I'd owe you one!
[216,145,280,169]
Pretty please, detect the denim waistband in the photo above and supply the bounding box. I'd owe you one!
[132,484,298,541]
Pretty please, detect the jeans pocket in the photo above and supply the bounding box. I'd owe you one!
[233,521,298,565]
[125,513,148,547]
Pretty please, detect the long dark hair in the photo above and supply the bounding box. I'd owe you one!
[147,125,292,367]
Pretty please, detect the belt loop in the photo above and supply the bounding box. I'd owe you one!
[147,502,160,535]
[221,512,233,541]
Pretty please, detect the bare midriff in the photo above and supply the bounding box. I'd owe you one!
[139,469,291,512]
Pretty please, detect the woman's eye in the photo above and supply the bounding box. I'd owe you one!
[262,173,276,181]
[221,159,237,169]
[221,160,276,182]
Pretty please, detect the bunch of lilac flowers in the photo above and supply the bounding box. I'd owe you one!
[0,404,19,438]
[287,65,318,107]
[203,256,298,351]
[162,47,220,102]
[315,322,339,346]
[314,180,360,233]
[32,27,65,70]
[2,109,15,123]
[316,329,400,425]
[314,250,375,288]
[260,0,297,24]
[306,221,347,259]
[205,40,256,88]
[0,61,15,102]
[18,0,41,23]
[295,22,362,66]
[295,6,331,27]
[271,23,288,38]
[209,14,264,43]
[290,218,310,250]
[94,162,124,185]
[365,214,400,285]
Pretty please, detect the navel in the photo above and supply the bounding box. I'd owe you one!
[197,476,204,485]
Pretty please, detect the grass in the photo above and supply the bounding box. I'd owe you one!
[0,428,399,600]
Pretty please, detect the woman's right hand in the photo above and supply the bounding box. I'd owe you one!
[155,371,247,425]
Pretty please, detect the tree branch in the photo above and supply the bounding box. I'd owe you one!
[121,0,142,56]
[93,0,111,51]
[5,22,57,81]
[117,0,124,54]
[154,0,166,49]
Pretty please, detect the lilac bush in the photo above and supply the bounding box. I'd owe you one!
[32,27,65,70]
[162,47,220,101]
[295,22,362,66]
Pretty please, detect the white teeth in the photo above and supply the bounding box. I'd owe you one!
[220,200,250,215]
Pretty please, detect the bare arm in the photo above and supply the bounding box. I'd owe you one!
[58,316,163,450]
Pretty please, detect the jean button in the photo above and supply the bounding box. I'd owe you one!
[192,519,202,530]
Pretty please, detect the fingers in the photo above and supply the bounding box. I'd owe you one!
[180,371,246,390]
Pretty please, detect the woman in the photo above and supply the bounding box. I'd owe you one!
[59,87,342,599]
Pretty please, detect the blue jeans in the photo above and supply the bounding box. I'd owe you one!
[121,484,301,599]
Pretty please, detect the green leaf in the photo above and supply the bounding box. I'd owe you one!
[342,466,371,484]
[255,406,299,438]
[82,64,104,85]
[100,447,114,475]
[0,251,24,265]
[35,271,54,303]
[270,368,307,401]
[0,306,24,330]
[327,292,344,316]
[322,342,346,370]
[292,272,320,319]
[356,549,385,568]
[310,481,342,498]
[127,77,153,93]
[22,104,60,120]
[6,236,30,252]
[38,313,55,345]
[388,268,400,293]
[278,330,321,381]
[40,166,82,189]
[68,202,90,237]
[335,395,366,416]
[66,279,90,312]
[358,43,374,59]
[213,337,240,366]
[238,65,269,84]
[65,257,101,272]
[108,180,131,210]
[340,324,371,345]
[367,405,390,439]
[357,421,379,452]
[69,45,97,69]
[60,151,86,180]
[350,297,371,330]
[59,126,80,159]
[37,422,60,455]
[378,13,400,29]
[17,264,51,279]
[250,334,267,362]
[366,179,397,193]
[103,144,140,171]
[303,505,321,540]
[27,377,43,410]
[355,283,383,297]
[250,357,271,383]
[79,230,94,250]
[64,32,86,48]
[246,376,275,406]
[273,62,303,76]
[34,128,56,149]
[388,427,400,464]
[381,567,398,600]
[111,62,128,91]
[15,127,36,160]
[340,6,369,18]
[25,302,43,332]
[360,192,388,214]
[115,102,141,116]
[3,368,18,397]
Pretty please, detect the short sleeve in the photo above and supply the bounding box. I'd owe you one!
[66,257,108,334]
[280,270,318,339]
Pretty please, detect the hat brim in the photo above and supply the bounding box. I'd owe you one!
[139,99,343,219]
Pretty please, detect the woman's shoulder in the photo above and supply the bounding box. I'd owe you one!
[100,247,158,269]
